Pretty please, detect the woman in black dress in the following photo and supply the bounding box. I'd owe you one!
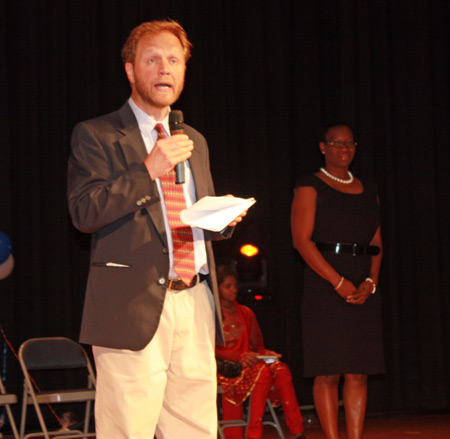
[291,124,384,439]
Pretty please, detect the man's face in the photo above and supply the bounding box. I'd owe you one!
[125,31,186,118]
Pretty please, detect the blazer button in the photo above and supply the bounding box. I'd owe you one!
[158,277,166,285]
[162,248,168,254]
[145,195,151,200]
[141,197,147,203]
[136,200,142,206]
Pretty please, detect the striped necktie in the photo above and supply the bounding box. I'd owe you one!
[155,123,196,285]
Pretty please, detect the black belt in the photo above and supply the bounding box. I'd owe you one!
[167,274,207,291]
[315,242,380,256]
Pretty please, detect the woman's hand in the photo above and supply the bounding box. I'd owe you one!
[240,351,260,368]
[335,278,357,299]
[345,280,373,305]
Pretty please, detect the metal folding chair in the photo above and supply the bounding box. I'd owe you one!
[0,377,19,439]
[217,385,286,439]
[18,337,96,439]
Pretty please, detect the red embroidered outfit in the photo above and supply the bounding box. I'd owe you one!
[216,302,304,439]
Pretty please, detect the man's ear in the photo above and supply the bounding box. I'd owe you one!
[124,62,135,84]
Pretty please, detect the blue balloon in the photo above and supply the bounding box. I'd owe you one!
[0,231,12,264]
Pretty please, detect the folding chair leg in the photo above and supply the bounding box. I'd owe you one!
[19,391,28,439]
[246,396,287,439]
[83,400,92,435]
[218,424,225,439]
[3,404,19,439]
[266,399,286,439]
[28,399,51,439]
[21,381,51,439]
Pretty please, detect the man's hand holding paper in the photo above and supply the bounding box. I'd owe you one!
[180,196,256,232]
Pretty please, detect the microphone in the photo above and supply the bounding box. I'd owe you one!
[169,110,185,184]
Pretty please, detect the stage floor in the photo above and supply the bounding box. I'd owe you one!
[265,411,450,439]
[3,411,449,438]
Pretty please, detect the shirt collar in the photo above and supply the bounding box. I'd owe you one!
[128,97,170,137]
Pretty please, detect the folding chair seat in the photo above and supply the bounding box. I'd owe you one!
[217,385,286,439]
[0,378,19,439]
[18,337,96,439]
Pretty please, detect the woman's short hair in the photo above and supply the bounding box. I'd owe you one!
[321,123,354,141]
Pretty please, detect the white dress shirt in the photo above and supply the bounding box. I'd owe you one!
[128,98,208,278]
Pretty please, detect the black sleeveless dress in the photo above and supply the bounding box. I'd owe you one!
[295,174,385,377]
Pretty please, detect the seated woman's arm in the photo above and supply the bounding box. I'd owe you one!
[215,346,241,362]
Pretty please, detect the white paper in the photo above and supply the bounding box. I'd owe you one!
[180,196,256,232]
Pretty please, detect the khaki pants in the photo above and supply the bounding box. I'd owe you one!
[93,281,218,439]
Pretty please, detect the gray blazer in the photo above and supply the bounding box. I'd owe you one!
[68,102,227,350]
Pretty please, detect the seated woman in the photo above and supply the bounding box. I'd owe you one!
[216,265,306,439]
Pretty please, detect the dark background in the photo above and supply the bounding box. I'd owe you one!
[1,0,449,420]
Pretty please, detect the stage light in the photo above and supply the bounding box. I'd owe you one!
[232,242,269,305]
[240,244,259,257]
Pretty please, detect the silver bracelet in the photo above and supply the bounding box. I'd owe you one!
[365,277,377,294]
[334,276,344,291]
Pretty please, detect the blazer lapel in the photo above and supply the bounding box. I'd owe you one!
[116,103,168,247]
[116,102,147,162]
[188,146,208,201]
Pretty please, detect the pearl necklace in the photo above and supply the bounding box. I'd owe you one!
[320,167,354,184]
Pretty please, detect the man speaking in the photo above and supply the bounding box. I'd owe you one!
[67,20,245,439]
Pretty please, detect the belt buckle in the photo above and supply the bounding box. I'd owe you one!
[167,278,184,291]
[168,274,199,291]
[352,243,361,256]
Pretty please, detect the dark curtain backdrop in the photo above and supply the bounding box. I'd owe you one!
[1,0,449,415]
